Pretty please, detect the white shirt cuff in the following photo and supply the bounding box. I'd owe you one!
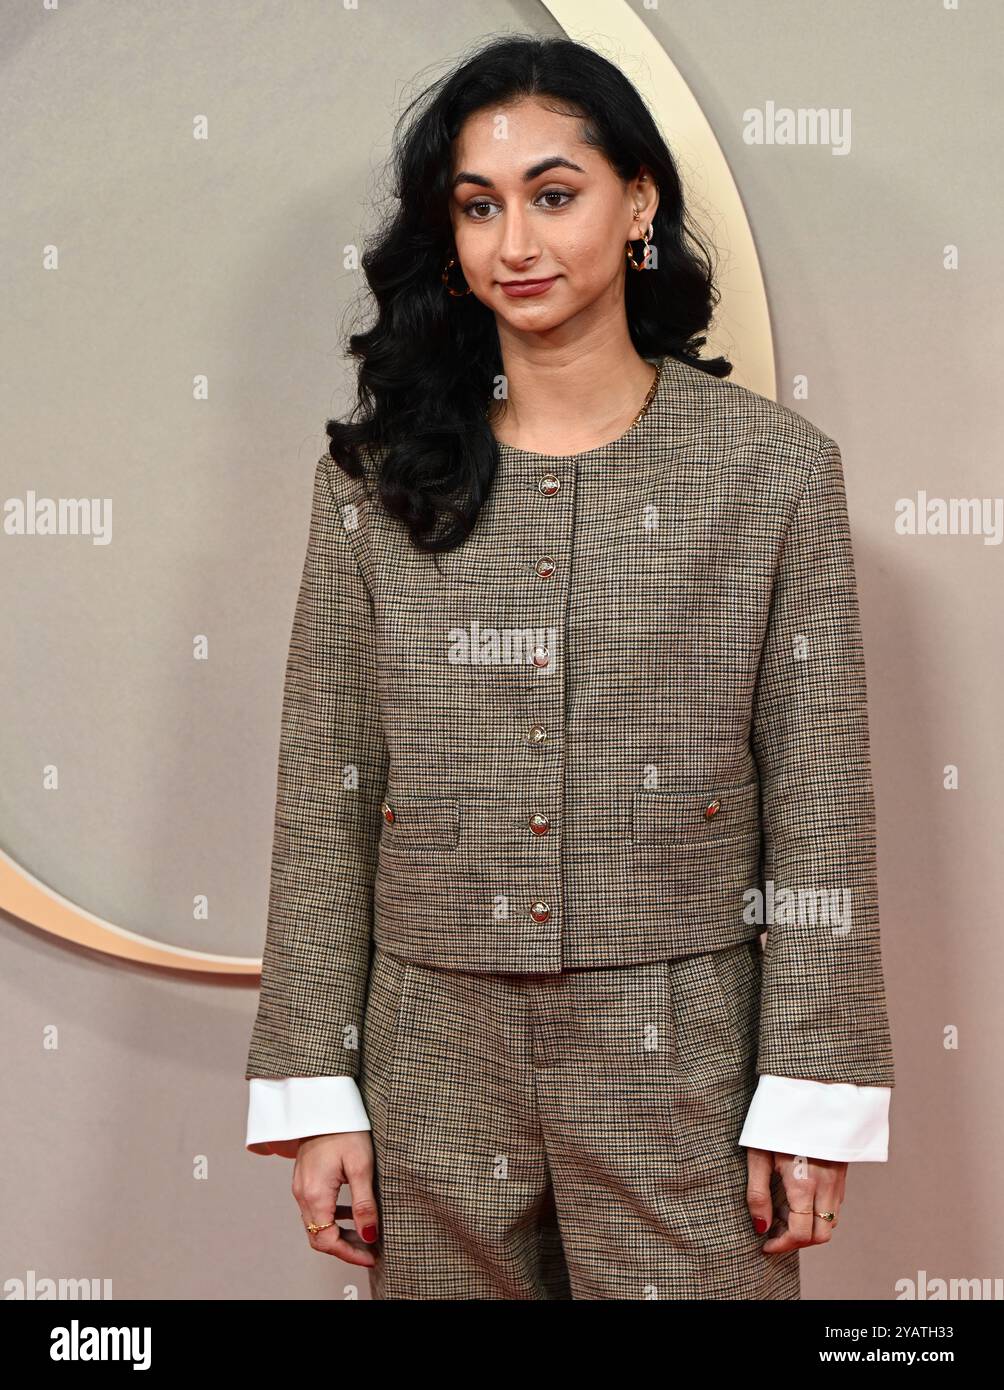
[246,1076,372,1158]
[738,1074,891,1161]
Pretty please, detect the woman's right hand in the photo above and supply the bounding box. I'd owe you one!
[291,1131,380,1267]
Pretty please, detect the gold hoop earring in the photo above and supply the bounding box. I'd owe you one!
[626,215,653,271]
[441,254,473,296]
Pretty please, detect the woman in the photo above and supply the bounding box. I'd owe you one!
[245,34,894,1300]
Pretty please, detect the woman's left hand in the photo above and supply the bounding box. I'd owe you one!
[745,1148,847,1252]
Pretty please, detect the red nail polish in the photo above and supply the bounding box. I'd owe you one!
[753,1217,768,1234]
[361,1224,378,1242]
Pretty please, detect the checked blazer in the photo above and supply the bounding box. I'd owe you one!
[245,353,895,1099]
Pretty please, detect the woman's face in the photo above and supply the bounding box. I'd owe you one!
[448,97,658,340]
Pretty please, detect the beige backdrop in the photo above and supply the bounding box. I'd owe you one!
[1,0,1001,1300]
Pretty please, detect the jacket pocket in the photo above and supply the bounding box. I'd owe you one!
[378,795,460,852]
[631,778,759,852]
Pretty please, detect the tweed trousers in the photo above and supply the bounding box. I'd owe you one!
[359,935,800,1301]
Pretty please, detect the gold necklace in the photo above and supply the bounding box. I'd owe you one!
[488,356,662,441]
[630,357,662,428]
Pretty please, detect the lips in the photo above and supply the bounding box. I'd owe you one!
[499,276,558,298]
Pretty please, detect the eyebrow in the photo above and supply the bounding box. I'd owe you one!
[451,156,586,192]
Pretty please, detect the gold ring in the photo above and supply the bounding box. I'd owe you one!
[306,1220,335,1235]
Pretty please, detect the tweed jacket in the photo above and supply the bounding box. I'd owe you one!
[245,354,895,1113]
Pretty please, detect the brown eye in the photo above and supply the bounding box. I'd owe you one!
[535,190,575,209]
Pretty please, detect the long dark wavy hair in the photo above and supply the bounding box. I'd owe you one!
[326,33,732,554]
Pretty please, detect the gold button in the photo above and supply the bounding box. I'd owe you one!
[532,646,549,668]
[528,725,548,744]
[538,473,561,496]
[704,798,721,818]
[529,814,550,836]
[535,556,556,579]
[381,801,395,823]
[530,901,551,922]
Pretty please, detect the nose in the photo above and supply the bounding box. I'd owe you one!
[498,203,541,271]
